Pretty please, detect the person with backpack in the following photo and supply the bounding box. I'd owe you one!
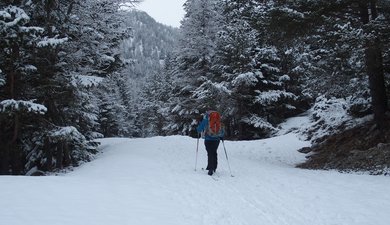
[197,110,225,176]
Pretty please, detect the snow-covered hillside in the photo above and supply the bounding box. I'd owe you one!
[1,120,390,225]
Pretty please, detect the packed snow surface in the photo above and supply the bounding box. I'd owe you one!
[1,118,390,225]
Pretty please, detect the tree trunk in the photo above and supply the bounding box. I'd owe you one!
[56,142,64,169]
[63,143,71,167]
[0,115,20,175]
[238,100,244,139]
[360,1,388,129]
[10,114,22,174]
[10,143,23,175]
[44,138,53,171]
[370,0,378,19]
[0,145,10,175]
[365,40,388,128]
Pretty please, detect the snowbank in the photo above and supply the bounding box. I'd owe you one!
[1,134,389,225]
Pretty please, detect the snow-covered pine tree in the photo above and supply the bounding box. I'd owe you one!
[119,9,180,137]
[121,10,180,79]
[140,54,176,136]
[97,76,127,137]
[212,0,301,139]
[382,1,390,108]
[359,0,389,127]
[65,0,135,78]
[12,1,104,173]
[270,0,389,127]
[66,0,142,138]
[0,4,50,174]
[268,1,366,99]
[27,0,106,172]
[0,1,140,174]
[166,0,221,136]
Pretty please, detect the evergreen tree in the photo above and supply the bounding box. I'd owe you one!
[0,1,140,174]
[166,0,221,135]
[140,54,175,136]
[117,9,180,137]
[0,4,51,174]
[212,0,302,138]
[270,0,389,127]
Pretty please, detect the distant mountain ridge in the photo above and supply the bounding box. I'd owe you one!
[121,10,180,78]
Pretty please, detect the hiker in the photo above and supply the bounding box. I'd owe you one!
[197,110,225,175]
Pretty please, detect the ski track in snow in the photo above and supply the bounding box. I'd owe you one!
[1,126,390,225]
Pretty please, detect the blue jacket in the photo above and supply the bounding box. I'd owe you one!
[196,115,224,141]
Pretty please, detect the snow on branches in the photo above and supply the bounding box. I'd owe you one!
[193,80,231,100]
[232,72,263,87]
[0,99,47,115]
[304,96,372,143]
[242,114,278,132]
[0,6,30,28]
[37,36,68,48]
[72,75,104,87]
[0,69,4,87]
[0,6,44,39]
[255,90,298,105]
[50,126,86,142]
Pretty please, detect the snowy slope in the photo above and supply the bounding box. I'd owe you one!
[1,119,390,225]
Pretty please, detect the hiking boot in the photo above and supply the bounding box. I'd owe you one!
[208,170,213,176]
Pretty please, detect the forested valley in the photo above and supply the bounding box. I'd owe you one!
[1,0,389,175]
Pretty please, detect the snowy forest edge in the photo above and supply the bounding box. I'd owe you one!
[0,0,389,175]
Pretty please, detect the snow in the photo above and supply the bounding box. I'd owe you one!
[0,6,30,28]
[242,114,276,131]
[101,54,116,63]
[305,96,372,142]
[232,72,259,86]
[37,36,68,47]
[278,7,305,19]
[50,126,84,141]
[261,63,281,72]
[0,10,11,19]
[1,116,390,225]
[277,98,373,143]
[276,112,311,138]
[255,90,297,105]
[73,75,104,87]
[19,26,44,33]
[0,69,4,87]
[22,65,38,72]
[0,99,47,114]
[279,74,290,82]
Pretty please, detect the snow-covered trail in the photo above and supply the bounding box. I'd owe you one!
[1,132,390,225]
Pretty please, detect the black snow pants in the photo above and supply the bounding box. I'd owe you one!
[205,140,220,172]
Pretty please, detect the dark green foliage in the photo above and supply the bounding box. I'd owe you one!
[158,0,307,139]
[269,0,389,124]
[0,1,140,175]
[145,0,388,139]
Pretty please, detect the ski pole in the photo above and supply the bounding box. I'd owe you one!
[195,134,200,171]
[222,140,234,177]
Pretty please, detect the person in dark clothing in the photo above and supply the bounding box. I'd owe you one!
[196,111,224,176]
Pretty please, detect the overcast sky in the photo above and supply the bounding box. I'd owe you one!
[135,0,186,28]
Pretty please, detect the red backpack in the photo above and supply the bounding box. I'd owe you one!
[207,111,221,137]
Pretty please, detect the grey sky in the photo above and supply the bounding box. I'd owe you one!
[136,0,186,28]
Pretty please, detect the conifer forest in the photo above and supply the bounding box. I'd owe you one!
[1,0,389,175]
